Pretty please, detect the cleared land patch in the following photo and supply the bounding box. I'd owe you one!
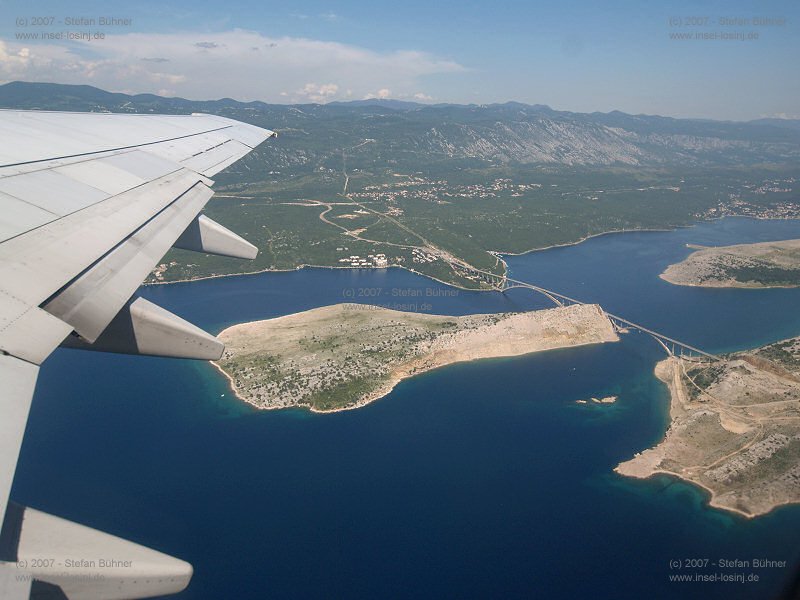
[617,336,800,517]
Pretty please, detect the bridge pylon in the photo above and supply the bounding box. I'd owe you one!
[462,264,720,362]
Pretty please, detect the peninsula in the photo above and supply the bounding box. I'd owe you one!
[616,337,800,517]
[215,303,618,412]
[661,239,800,288]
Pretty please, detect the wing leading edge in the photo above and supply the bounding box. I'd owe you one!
[0,110,276,599]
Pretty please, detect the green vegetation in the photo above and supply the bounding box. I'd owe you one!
[686,364,725,399]
[754,339,800,374]
[662,239,800,288]
[724,264,800,287]
[217,303,617,411]
[310,377,385,412]
[152,164,800,289]
[2,82,797,289]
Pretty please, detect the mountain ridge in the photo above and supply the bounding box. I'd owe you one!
[2,81,798,168]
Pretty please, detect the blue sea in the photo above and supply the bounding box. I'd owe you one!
[13,218,800,599]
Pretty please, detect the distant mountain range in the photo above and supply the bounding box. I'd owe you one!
[2,81,798,169]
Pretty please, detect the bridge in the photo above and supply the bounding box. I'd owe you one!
[459,266,721,361]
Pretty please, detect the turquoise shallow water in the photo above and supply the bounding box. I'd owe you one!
[13,217,800,599]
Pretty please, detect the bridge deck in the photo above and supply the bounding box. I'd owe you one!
[476,269,720,360]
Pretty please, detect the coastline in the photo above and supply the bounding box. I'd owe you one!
[501,214,799,260]
[213,303,619,414]
[659,231,800,289]
[148,263,499,294]
[208,358,393,414]
[614,357,758,517]
[148,216,799,290]
[490,226,680,258]
[242,332,617,416]
[146,225,697,289]
[615,357,800,519]
[658,272,800,289]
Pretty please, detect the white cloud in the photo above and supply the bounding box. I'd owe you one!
[0,30,465,103]
[297,82,339,103]
[363,87,392,100]
[0,39,185,89]
[413,92,433,101]
[0,41,34,74]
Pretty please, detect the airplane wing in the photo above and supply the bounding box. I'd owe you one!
[0,110,275,600]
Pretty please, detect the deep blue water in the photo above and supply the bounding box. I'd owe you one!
[13,218,800,599]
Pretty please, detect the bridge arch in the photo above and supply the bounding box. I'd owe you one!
[470,265,720,361]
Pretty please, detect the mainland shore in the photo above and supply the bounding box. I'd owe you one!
[616,348,800,518]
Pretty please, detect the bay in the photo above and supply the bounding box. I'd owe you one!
[14,217,800,599]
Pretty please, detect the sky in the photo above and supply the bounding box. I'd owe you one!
[0,0,797,120]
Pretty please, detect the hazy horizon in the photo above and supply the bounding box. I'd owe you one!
[4,80,799,124]
[0,0,797,121]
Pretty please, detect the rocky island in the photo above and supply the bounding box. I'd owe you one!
[616,337,800,517]
[215,303,618,412]
[661,239,800,288]
[575,396,618,405]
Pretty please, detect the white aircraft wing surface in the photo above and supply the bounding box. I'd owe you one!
[0,109,275,599]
